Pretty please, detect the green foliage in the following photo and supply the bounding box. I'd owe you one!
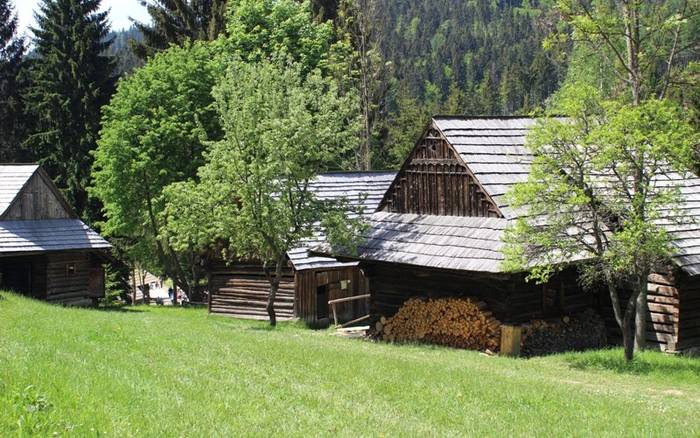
[505,85,698,284]
[166,58,360,266]
[132,0,228,59]
[552,0,700,103]
[92,41,225,289]
[24,0,116,220]
[1,293,700,436]
[0,0,28,162]
[225,0,335,74]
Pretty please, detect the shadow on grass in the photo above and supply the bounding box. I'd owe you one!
[95,305,145,313]
[565,348,700,379]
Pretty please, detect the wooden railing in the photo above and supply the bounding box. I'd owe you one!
[328,294,371,328]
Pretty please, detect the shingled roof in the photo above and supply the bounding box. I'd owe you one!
[0,165,39,216]
[324,116,700,276]
[433,117,536,219]
[0,164,111,255]
[0,219,111,254]
[286,171,396,271]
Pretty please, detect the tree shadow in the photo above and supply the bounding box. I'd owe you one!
[564,349,700,379]
[94,305,144,313]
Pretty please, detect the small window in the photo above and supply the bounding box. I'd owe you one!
[66,263,76,276]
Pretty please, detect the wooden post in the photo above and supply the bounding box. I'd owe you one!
[500,325,522,357]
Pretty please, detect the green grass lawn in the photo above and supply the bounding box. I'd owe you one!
[1,292,699,437]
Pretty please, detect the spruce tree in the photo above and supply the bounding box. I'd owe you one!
[132,0,227,59]
[0,0,27,162]
[25,0,115,220]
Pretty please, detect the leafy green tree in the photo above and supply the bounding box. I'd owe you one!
[504,85,699,361]
[164,58,360,325]
[225,0,335,74]
[551,0,700,104]
[91,41,224,300]
[132,0,228,59]
[0,0,27,162]
[24,0,115,220]
[545,0,700,351]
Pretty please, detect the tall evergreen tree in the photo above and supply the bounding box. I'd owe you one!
[25,0,115,220]
[0,0,27,162]
[131,0,227,59]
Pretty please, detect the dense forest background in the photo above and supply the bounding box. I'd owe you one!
[2,0,697,300]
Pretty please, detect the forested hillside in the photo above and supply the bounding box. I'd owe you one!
[105,27,144,75]
[373,0,563,165]
[379,0,561,114]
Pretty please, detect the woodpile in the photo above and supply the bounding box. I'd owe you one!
[375,297,501,352]
[521,308,606,357]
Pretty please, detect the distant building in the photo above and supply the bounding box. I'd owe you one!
[0,165,111,305]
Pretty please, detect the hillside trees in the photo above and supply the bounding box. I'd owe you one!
[91,42,225,300]
[164,59,361,325]
[132,0,228,59]
[0,0,27,162]
[24,0,115,220]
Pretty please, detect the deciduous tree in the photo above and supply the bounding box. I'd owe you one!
[504,85,699,361]
[165,58,360,325]
[91,41,224,300]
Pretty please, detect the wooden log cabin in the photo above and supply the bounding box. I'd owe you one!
[0,165,111,305]
[318,116,700,353]
[208,171,395,326]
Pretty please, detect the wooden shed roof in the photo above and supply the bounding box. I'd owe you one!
[0,163,110,255]
[287,171,396,271]
[351,212,507,273]
[0,219,111,255]
[432,116,537,219]
[324,116,700,276]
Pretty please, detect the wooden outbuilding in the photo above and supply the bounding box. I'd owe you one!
[208,171,395,326]
[0,165,111,305]
[319,116,700,353]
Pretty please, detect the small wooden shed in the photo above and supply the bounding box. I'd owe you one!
[320,116,700,352]
[0,165,111,305]
[208,171,395,326]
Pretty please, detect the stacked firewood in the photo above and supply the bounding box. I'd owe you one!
[375,297,501,352]
[521,308,606,357]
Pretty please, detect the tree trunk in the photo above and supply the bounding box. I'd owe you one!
[265,256,286,327]
[267,279,278,327]
[622,288,639,362]
[634,274,648,351]
[622,312,635,362]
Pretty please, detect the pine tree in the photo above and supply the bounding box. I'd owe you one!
[25,0,115,220]
[0,0,27,162]
[132,0,227,59]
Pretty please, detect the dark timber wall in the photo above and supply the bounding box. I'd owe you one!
[209,262,295,320]
[0,252,103,305]
[379,128,500,217]
[295,266,369,327]
[364,262,589,323]
[209,261,370,325]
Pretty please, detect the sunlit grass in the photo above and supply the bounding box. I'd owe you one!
[1,292,699,437]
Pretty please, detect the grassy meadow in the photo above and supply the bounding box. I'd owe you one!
[1,292,699,437]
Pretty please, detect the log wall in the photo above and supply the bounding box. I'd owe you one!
[295,266,369,327]
[45,252,101,305]
[379,130,500,217]
[209,262,295,320]
[365,262,589,323]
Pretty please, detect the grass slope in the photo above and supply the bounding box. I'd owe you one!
[1,292,699,437]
